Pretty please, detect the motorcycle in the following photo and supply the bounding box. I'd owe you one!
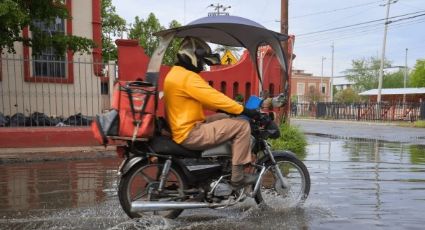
[117,109,310,219]
[113,15,310,219]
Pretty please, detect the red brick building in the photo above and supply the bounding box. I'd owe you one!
[291,69,331,103]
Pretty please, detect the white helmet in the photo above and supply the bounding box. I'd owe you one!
[177,37,220,72]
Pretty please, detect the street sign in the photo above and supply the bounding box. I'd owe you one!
[221,50,238,65]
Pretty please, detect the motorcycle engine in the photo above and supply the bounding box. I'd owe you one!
[210,181,233,197]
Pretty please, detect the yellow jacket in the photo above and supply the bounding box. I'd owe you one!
[164,66,244,143]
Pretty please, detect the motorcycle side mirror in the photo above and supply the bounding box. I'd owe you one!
[271,93,287,108]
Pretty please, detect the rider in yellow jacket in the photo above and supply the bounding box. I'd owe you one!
[164,37,259,189]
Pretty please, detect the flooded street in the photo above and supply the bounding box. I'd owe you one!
[1,121,425,229]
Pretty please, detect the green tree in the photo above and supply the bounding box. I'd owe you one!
[101,0,126,62]
[334,87,361,103]
[0,0,95,55]
[383,70,405,88]
[410,59,425,87]
[129,13,164,58]
[345,57,391,92]
[162,20,182,66]
[128,13,183,66]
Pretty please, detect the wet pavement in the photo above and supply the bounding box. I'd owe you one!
[1,120,425,229]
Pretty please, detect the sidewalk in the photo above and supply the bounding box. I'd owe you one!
[291,118,425,144]
[0,146,117,163]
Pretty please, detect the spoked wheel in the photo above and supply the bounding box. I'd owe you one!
[118,161,187,219]
[255,153,310,205]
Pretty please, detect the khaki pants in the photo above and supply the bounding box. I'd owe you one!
[181,113,252,165]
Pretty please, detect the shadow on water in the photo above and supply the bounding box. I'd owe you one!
[1,134,425,229]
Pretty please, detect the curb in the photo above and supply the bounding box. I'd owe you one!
[0,146,117,164]
[291,118,398,126]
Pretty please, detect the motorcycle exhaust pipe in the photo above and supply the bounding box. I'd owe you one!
[131,201,224,212]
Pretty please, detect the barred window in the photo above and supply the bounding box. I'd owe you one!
[33,17,66,78]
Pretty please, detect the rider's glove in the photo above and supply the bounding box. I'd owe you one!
[241,107,261,119]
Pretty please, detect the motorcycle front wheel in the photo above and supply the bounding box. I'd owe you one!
[118,160,187,219]
[255,153,310,205]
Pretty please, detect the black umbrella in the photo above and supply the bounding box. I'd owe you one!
[148,15,289,88]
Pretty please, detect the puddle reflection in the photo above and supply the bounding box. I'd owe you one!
[306,134,425,229]
[1,135,425,229]
[0,158,120,217]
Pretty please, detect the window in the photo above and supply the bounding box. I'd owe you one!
[233,82,239,99]
[101,82,109,95]
[297,83,305,96]
[322,85,326,94]
[245,82,251,102]
[33,18,66,78]
[269,83,275,97]
[220,81,227,94]
[208,81,214,87]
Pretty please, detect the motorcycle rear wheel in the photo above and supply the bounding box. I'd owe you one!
[118,161,187,219]
[255,154,310,205]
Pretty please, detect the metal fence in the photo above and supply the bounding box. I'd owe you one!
[291,102,425,121]
[0,55,116,127]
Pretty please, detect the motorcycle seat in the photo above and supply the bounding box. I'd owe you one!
[149,136,201,158]
[201,142,232,158]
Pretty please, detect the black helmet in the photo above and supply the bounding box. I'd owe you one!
[176,37,221,73]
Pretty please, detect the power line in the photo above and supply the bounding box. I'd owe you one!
[387,12,425,24]
[297,16,425,44]
[296,18,425,48]
[290,0,385,19]
[297,10,425,37]
[297,20,425,49]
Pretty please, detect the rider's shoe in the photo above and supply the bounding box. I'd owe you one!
[231,174,258,190]
[231,165,258,190]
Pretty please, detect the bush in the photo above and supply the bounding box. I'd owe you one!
[334,88,361,103]
[269,123,307,159]
[414,120,425,128]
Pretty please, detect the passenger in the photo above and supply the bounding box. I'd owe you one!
[163,37,260,189]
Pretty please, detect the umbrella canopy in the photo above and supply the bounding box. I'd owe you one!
[156,15,288,48]
[147,15,289,90]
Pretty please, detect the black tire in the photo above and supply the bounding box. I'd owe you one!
[255,154,310,205]
[118,160,187,219]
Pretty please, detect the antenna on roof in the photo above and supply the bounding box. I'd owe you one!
[208,3,231,16]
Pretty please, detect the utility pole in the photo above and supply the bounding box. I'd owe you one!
[331,43,334,103]
[321,56,326,100]
[377,0,398,102]
[281,0,289,85]
[281,0,289,123]
[208,3,231,16]
[281,0,288,35]
[403,48,408,103]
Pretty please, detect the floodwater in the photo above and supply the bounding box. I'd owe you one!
[1,135,425,229]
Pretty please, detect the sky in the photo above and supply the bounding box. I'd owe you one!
[112,0,425,77]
